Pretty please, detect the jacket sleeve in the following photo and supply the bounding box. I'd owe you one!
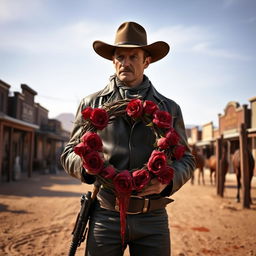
[161,104,195,196]
[60,100,96,184]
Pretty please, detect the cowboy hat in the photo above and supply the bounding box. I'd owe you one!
[93,21,170,63]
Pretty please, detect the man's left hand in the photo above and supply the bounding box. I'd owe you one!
[137,178,168,196]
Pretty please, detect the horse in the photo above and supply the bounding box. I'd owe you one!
[232,149,255,203]
[206,155,217,185]
[190,145,205,185]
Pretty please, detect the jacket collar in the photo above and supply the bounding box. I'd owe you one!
[97,74,167,107]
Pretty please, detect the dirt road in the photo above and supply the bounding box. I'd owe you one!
[0,169,256,256]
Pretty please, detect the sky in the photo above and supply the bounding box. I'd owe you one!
[0,0,255,127]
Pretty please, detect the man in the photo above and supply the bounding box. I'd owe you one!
[61,21,195,256]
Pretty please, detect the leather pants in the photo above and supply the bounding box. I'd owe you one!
[85,202,170,256]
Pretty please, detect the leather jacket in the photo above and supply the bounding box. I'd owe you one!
[61,75,195,196]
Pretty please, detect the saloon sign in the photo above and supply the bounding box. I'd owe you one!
[219,102,249,135]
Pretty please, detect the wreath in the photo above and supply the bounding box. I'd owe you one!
[73,98,185,244]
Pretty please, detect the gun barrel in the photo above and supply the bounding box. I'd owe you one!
[68,192,93,256]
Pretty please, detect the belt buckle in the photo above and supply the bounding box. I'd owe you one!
[115,196,150,214]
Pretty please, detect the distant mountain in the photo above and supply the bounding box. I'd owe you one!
[55,113,75,132]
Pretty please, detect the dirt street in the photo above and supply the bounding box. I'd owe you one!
[0,169,256,256]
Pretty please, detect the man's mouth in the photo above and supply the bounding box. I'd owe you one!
[120,69,132,74]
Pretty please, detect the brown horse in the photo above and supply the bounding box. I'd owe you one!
[191,145,205,185]
[206,155,217,185]
[232,149,255,203]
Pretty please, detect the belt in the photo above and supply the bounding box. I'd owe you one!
[97,188,174,215]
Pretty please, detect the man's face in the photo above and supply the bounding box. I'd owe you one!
[112,48,151,87]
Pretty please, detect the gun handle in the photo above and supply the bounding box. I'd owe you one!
[92,185,99,200]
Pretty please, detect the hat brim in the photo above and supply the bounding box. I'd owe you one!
[93,40,170,63]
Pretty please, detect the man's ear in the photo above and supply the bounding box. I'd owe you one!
[144,56,151,69]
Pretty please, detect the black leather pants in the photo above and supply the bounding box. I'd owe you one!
[85,202,170,256]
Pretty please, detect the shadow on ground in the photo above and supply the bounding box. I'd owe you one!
[0,170,90,198]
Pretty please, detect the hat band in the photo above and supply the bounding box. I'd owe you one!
[115,41,146,46]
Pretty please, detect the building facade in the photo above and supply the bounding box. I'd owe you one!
[0,80,70,182]
[248,96,256,174]
[191,98,255,175]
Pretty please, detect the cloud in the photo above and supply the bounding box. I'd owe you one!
[0,18,250,62]
[0,20,114,55]
[243,16,256,24]
[149,25,212,50]
[149,25,251,61]
[192,42,251,61]
[222,0,238,8]
[0,0,43,23]
[0,16,252,90]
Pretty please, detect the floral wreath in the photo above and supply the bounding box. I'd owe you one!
[74,98,185,244]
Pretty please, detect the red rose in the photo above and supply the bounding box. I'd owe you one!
[90,108,109,130]
[174,145,186,160]
[143,100,159,116]
[82,151,104,174]
[81,132,103,152]
[113,170,133,193]
[81,106,93,120]
[101,166,116,179]
[132,169,151,191]
[73,142,89,157]
[157,166,174,184]
[153,110,172,129]
[126,99,143,119]
[165,128,180,145]
[157,137,170,150]
[147,150,167,175]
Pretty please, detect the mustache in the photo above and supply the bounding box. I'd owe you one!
[120,68,133,72]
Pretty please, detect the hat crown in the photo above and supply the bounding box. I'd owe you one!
[114,22,147,46]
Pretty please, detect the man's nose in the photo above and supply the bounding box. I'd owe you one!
[121,57,130,66]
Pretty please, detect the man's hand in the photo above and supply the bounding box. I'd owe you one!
[137,178,168,197]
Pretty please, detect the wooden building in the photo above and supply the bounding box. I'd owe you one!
[217,102,251,173]
[196,122,218,158]
[189,126,202,145]
[0,81,38,181]
[190,99,255,175]
[248,97,256,175]
[0,80,70,182]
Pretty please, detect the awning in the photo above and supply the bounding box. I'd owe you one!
[0,113,39,130]
[196,140,214,147]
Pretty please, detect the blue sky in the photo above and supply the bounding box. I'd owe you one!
[0,0,255,127]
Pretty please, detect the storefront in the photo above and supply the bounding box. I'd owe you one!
[34,120,70,173]
[0,80,70,182]
[218,102,250,173]
[248,97,256,175]
[0,114,38,181]
[196,122,217,159]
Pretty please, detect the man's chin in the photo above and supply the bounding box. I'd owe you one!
[118,74,132,82]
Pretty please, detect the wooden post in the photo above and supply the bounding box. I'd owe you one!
[239,123,250,208]
[28,131,35,178]
[216,135,223,196]
[8,127,14,182]
[0,123,3,179]
[219,141,228,197]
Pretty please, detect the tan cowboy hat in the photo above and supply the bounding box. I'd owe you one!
[93,21,170,63]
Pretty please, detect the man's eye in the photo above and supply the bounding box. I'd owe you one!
[116,56,123,61]
[130,55,138,60]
